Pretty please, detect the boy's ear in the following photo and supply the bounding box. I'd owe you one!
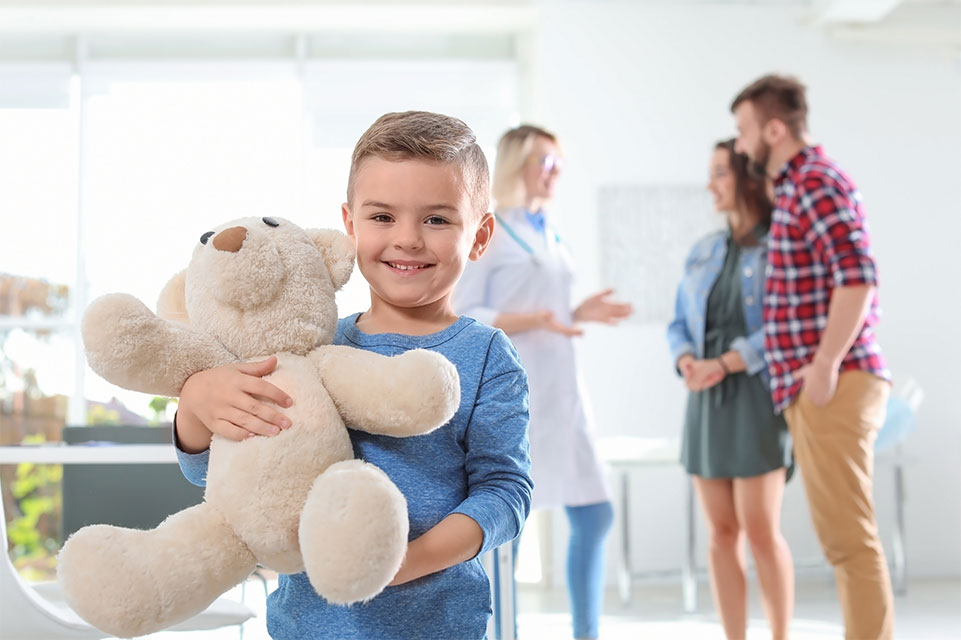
[341,203,355,239]
[469,212,495,261]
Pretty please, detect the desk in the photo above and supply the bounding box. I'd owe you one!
[0,444,177,465]
[596,436,697,613]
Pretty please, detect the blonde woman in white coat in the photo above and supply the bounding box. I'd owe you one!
[454,125,632,640]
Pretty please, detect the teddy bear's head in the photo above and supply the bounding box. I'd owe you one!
[156,216,354,359]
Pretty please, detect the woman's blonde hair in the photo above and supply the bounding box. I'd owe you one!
[491,124,558,210]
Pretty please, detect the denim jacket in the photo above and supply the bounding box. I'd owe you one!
[666,228,769,382]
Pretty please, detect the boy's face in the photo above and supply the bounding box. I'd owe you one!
[342,157,492,314]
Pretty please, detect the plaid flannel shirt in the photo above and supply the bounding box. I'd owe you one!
[764,146,890,412]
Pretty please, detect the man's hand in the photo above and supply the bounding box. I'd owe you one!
[797,357,839,407]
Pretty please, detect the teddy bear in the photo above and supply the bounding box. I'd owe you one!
[57,216,461,638]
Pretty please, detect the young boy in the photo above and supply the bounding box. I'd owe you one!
[173,111,533,639]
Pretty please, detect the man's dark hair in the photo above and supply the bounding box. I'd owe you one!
[731,74,808,139]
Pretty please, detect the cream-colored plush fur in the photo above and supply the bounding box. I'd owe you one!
[57,217,460,638]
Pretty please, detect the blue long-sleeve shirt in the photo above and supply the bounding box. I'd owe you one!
[175,314,532,639]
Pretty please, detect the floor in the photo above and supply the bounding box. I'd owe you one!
[146,576,961,640]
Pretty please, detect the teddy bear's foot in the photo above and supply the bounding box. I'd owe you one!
[299,459,408,605]
[57,502,257,637]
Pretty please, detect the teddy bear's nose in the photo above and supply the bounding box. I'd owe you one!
[212,226,248,253]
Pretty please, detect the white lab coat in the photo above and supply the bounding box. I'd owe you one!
[453,208,610,509]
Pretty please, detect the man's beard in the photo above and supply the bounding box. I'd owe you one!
[747,140,771,180]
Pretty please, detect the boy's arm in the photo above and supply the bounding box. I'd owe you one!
[176,357,292,453]
[390,332,531,585]
[388,514,483,586]
[173,358,293,485]
[172,413,211,487]
[451,332,533,555]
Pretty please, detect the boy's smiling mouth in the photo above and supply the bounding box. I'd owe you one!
[384,260,432,272]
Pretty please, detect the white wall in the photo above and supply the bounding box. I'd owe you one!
[526,2,961,583]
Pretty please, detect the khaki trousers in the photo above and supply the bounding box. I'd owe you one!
[784,370,894,640]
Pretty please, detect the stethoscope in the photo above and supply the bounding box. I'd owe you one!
[494,213,562,267]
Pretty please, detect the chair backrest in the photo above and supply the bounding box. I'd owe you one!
[875,377,924,453]
[0,478,105,638]
[60,425,204,540]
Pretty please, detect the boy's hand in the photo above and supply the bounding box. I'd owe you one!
[179,356,293,443]
[387,514,483,587]
[573,289,633,325]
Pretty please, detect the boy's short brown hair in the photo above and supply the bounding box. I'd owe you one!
[347,111,490,214]
[731,74,808,139]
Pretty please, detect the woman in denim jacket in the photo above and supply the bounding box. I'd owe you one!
[667,139,794,640]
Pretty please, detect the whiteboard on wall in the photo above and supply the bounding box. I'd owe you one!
[598,185,723,325]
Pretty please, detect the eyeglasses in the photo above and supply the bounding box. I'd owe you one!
[538,154,563,174]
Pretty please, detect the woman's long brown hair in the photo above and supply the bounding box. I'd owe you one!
[715,138,772,238]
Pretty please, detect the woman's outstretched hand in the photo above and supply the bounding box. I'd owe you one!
[573,289,633,325]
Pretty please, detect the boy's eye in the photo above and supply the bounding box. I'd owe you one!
[425,216,449,225]
[371,213,393,223]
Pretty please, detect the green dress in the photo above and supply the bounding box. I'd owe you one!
[680,234,793,480]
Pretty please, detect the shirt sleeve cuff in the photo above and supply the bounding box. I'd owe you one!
[730,336,766,376]
[172,411,210,487]
[671,344,695,375]
[832,255,879,288]
[452,493,523,557]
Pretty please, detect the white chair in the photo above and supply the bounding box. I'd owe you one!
[875,377,923,596]
[1,477,256,639]
[482,542,515,640]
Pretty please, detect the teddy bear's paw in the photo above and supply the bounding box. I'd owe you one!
[82,293,181,393]
[391,349,461,434]
[82,293,154,358]
[58,504,256,637]
[299,460,408,605]
[58,524,170,637]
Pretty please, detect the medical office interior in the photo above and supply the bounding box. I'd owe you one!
[1,0,959,638]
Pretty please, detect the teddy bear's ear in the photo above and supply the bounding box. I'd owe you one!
[308,229,355,291]
[156,270,190,325]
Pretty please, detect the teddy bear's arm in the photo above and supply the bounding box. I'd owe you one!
[309,345,461,437]
[82,293,238,398]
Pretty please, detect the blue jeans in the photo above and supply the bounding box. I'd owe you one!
[495,501,614,640]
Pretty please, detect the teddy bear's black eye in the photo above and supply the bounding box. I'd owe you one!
[263,217,280,227]
[200,231,214,245]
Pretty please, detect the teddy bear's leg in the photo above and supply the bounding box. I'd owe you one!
[299,459,409,605]
[57,502,257,638]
